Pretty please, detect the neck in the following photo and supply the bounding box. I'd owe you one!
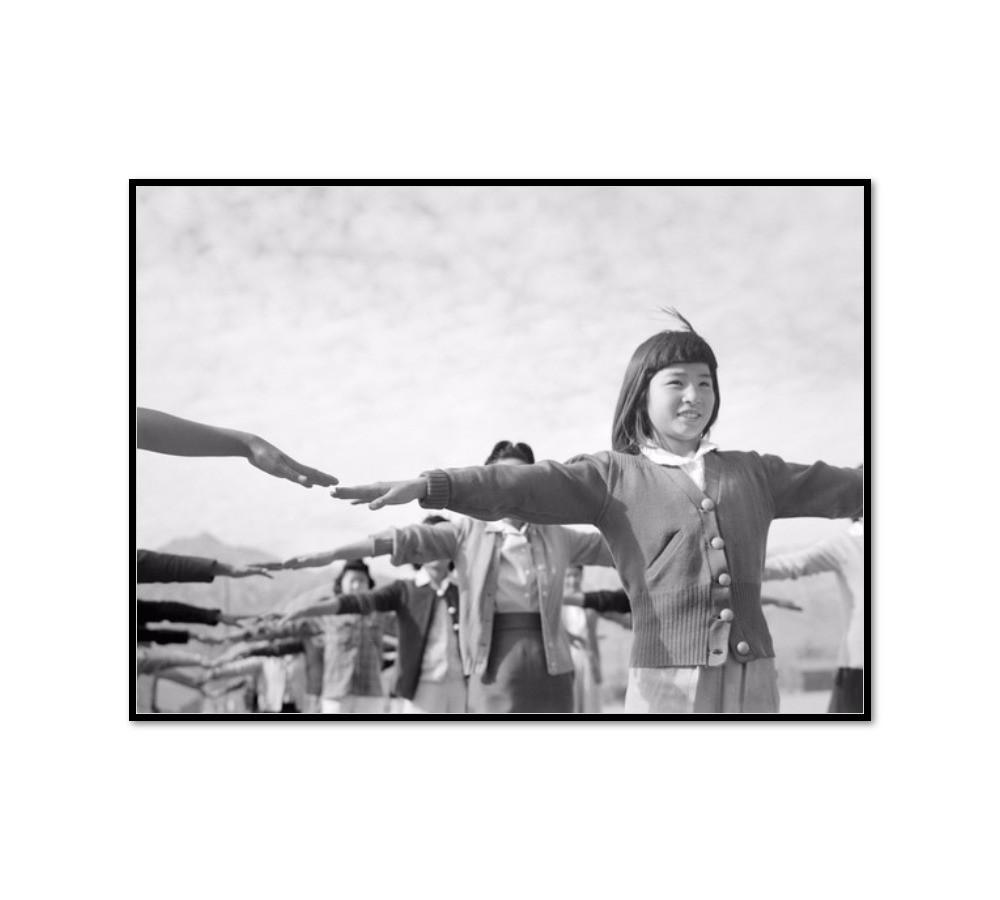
[650,433,702,457]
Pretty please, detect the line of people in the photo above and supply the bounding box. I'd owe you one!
[136,310,865,715]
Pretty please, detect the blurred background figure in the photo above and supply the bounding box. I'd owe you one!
[763,517,865,713]
[308,559,386,714]
[137,407,338,489]
[286,517,464,714]
[561,566,603,714]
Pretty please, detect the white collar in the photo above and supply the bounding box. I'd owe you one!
[484,519,531,536]
[413,569,449,590]
[640,440,718,467]
[848,520,864,537]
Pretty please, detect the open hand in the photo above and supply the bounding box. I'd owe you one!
[330,479,427,511]
[215,562,274,580]
[245,435,338,489]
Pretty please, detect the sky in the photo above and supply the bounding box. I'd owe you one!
[135,184,865,559]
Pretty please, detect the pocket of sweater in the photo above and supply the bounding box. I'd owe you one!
[646,530,683,581]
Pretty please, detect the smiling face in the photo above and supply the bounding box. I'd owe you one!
[644,362,716,455]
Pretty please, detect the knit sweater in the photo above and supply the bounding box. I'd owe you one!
[422,450,863,668]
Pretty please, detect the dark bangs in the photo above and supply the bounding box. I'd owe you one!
[610,329,721,453]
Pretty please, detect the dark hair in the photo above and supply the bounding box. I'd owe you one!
[484,440,535,466]
[610,310,720,454]
[333,558,375,594]
[413,515,456,571]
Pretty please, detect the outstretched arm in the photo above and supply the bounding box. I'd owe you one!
[136,550,274,584]
[764,534,848,581]
[273,537,391,571]
[136,407,337,489]
[332,454,611,526]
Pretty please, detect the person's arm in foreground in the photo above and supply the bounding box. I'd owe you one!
[136,407,338,488]
[331,455,610,526]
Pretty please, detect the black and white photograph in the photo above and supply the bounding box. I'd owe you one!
[133,181,867,718]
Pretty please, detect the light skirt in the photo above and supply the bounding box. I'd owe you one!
[624,657,779,714]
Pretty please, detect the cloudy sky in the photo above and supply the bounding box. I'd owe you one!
[136,184,864,558]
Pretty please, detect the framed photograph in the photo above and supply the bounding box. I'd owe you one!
[132,180,868,720]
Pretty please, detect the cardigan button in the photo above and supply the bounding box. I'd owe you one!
[717,572,732,586]
[447,606,456,615]
[700,498,715,511]
[710,536,725,549]
[736,640,750,655]
[719,608,734,622]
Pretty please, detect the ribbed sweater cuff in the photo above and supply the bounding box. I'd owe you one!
[419,470,451,509]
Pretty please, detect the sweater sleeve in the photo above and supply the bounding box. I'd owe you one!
[583,589,632,614]
[336,581,405,615]
[136,550,218,583]
[421,454,611,526]
[390,522,462,568]
[758,455,864,520]
[563,528,616,568]
[764,533,851,580]
[136,599,222,627]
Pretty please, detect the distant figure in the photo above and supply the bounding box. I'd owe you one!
[764,518,865,714]
[292,560,387,714]
[287,517,465,714]
[137,407,337,489]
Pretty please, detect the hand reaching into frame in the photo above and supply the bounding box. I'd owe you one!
[330,479,428,511]
[136,408,338,489]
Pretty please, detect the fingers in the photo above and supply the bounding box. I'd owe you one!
[287,460,339,488]
[330,484,383,502]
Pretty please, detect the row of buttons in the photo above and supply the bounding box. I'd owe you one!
[703,495,750,657]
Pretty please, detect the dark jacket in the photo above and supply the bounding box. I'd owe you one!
[334,580,461,701]
[137,550,217,583]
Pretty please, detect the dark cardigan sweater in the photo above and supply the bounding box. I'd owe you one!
[422,450,863,668]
